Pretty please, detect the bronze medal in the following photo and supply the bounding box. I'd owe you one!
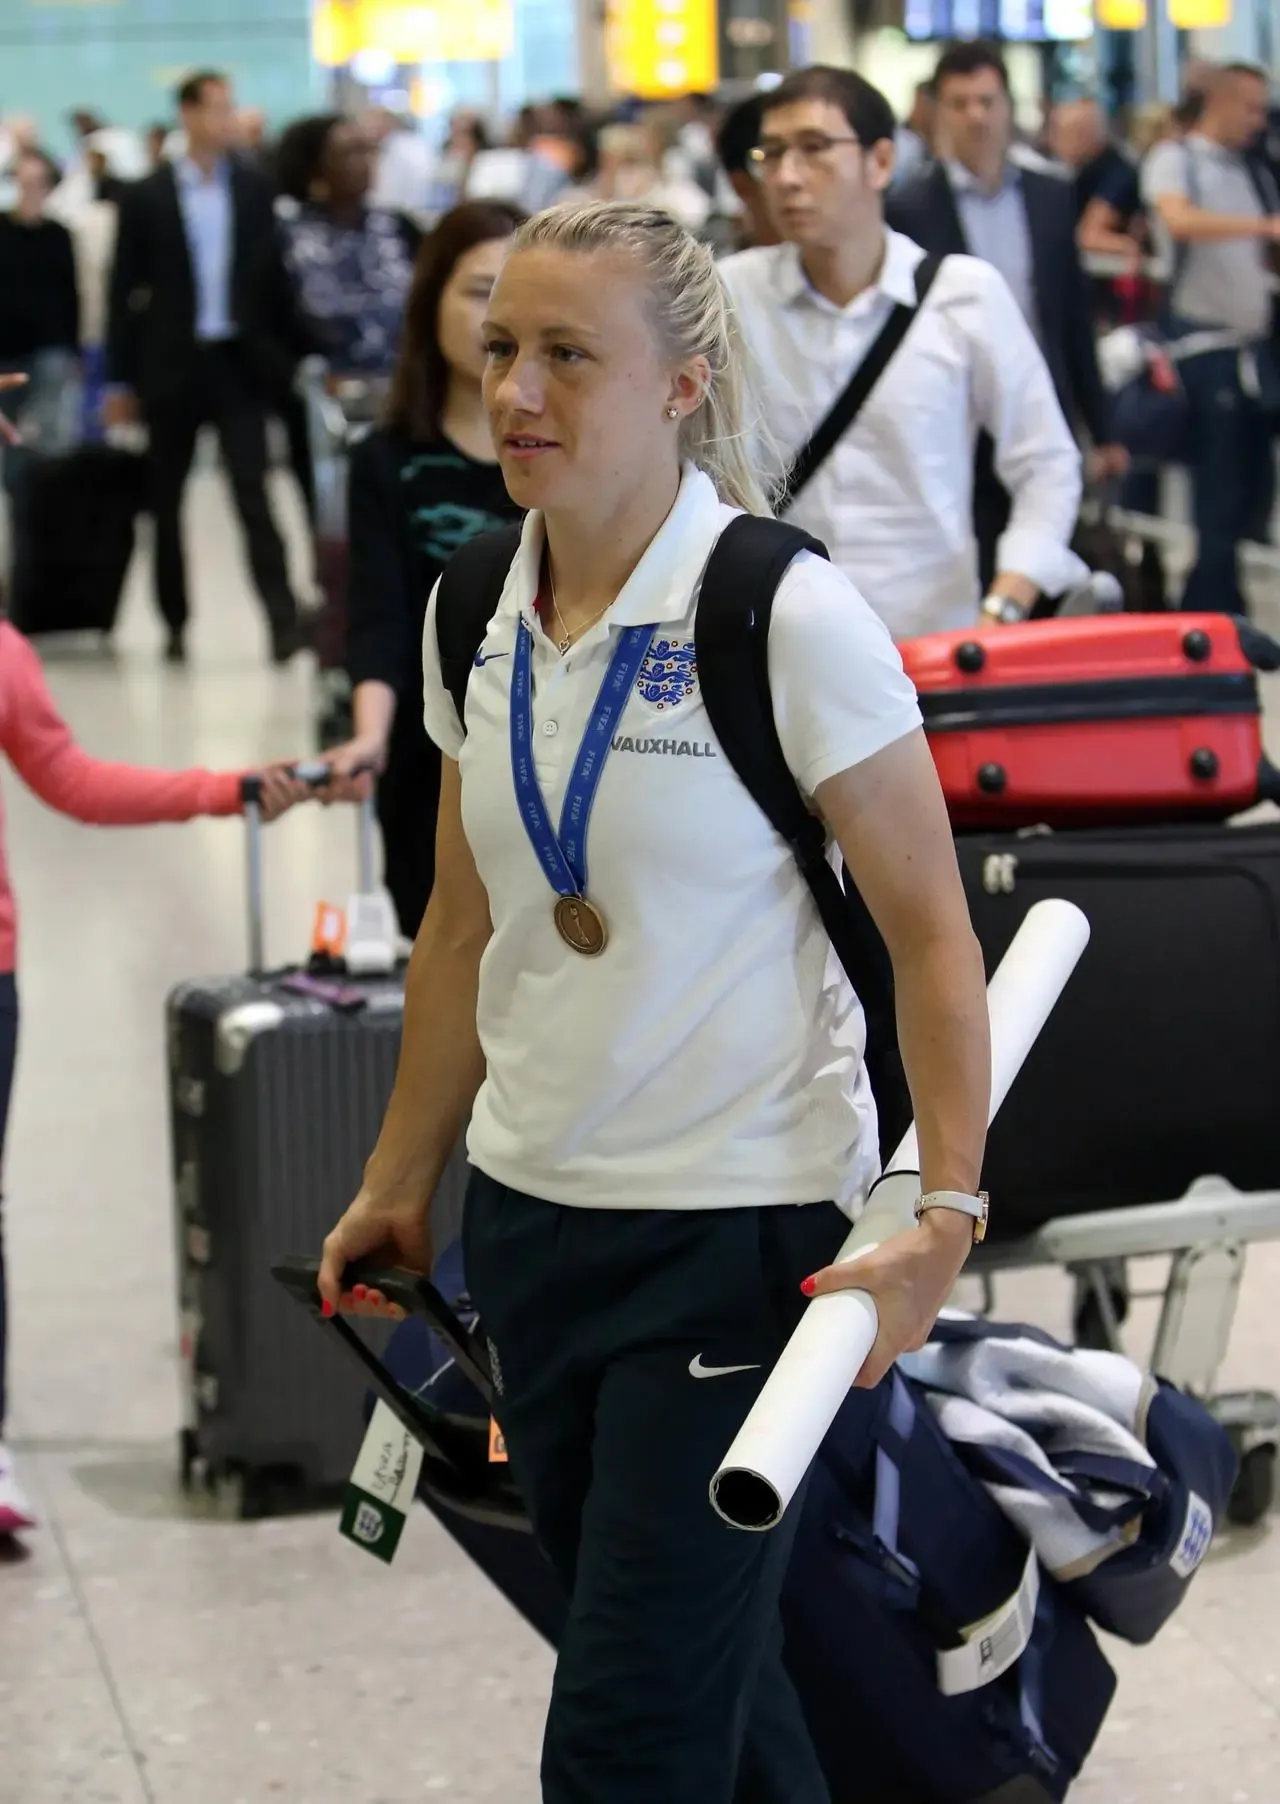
[554,895,608,956]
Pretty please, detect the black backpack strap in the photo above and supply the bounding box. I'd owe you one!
[694,516,909,1159]
[433,524,525,730]
[783,252,945,509]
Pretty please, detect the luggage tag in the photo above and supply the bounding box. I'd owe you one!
[344,889,398,976]
[936,1543,1040,1697]
[311,900,347,961]
[340,1400,424,1565]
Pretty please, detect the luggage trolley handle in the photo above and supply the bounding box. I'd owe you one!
[239,762,378,975]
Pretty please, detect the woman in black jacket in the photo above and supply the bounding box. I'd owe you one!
[326,201,523,937]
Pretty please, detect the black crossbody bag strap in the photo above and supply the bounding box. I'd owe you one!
[433,524,525,728]
[783,252,945,509]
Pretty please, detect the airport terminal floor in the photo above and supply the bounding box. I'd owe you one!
[2,464,1280,1803]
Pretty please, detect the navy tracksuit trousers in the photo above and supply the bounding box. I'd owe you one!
[462,1169,848,1804]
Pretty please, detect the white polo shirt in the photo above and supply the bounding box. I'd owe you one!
[422,466,922,1214]
[721,230,1085,641]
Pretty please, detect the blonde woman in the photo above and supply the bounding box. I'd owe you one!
[319,201,990,1803]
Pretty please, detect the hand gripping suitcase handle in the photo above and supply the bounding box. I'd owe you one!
[239,761,378,975]
[270,1255,530,1531]
[271,1254,494,1400]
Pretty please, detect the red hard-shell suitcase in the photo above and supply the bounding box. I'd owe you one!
[901,613,1280,828]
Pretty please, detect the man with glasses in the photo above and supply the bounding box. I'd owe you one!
[720,65,1086,641]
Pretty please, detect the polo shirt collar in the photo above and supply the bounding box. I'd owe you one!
[771,227,919,314]
[506,463,724,632]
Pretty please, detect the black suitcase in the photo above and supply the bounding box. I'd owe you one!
[169,779,466,1517]
[956,819,1280,1235]
[10,444,147,638]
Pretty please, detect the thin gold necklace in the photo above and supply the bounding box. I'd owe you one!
[548,563,612,655]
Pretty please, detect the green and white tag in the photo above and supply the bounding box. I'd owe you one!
[338,1400,424,1565]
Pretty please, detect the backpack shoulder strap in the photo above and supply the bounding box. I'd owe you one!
[694,515,909,1158]
[434,524,525,731]
[694,514,832,878]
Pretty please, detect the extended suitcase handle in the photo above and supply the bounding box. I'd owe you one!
[240,761,379,976]
[271,1255,530,1532]
[273,1253,494,1399]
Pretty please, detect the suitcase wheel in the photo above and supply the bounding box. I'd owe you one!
[178,1428,220,1498]
[179,1426,199,1492]
[1227,1442,1276,1528]
[236,1462,344,1520]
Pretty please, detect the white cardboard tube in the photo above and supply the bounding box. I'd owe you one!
[710,897,1091,1532]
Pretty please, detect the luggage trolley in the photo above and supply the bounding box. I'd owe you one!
[298,356,391,750]
[970,1179,1280,1525]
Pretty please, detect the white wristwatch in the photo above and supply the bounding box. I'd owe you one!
[916,1189,990,1245]
[980,592,1027,626]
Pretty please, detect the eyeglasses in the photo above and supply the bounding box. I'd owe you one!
[748,132,860,176]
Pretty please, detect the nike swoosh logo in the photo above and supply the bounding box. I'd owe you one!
[689,1355,762,1380]
[473,650,510,667]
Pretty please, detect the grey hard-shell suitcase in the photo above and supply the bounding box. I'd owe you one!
[168,773,466,1517]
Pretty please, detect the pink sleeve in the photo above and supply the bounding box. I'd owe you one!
[0,626,245,824]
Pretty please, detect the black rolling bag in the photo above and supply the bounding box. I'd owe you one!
[956,819,1280,1235]
[9,444,146,637]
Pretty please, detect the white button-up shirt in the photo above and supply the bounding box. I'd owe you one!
[721,229,1085,641]
[174,154,234,342]
[423,467,922,1214]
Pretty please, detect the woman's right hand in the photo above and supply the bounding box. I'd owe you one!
[322,733,386,804]
[317,1188,433,1320]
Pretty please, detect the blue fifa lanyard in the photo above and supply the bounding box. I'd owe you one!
[510,616,655,901]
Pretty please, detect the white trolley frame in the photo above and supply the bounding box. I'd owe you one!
[970,1177,1280,1522]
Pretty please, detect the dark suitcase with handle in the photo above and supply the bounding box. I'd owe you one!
[10,444,146,638]
[169,774,466,1516]
[956,818,1280,1235]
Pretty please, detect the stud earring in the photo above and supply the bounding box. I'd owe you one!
[666,406,679,420]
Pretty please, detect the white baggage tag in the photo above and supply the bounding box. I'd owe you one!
[936,1543,1040,1697]
[338,1400,423,1565]
[343,889,398,976]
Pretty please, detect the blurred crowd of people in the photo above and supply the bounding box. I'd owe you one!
[0,48,1275,662]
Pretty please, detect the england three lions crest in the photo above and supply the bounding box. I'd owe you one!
[636,638,697,710]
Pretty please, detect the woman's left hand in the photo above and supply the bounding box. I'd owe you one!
[802,1210,975,1391]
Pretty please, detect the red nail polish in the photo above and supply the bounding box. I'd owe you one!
[321,1299,334,1318]
[352,1284,368,1301]
[800,1276,817,1298]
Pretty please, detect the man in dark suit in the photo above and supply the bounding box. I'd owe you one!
[887,40,1127,588]
[105,70,303,663]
